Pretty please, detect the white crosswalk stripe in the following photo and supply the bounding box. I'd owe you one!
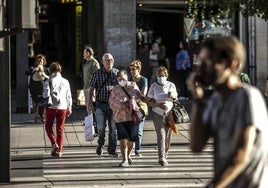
[43,145,213,188]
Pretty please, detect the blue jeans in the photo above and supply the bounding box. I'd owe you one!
[95,101,117,153]
[134,118,145,154]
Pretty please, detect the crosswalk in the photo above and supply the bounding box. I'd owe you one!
[43,145,214,188]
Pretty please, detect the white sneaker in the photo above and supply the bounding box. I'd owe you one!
[51,143,58,156]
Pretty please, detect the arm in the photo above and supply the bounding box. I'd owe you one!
[211,126,257,188]
[187,73,210,152]
[141,77,148,97]
[66,82,72,116]
[87,87,95,112]
[145,97,166,110]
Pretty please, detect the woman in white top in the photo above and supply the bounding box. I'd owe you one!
[43,62,72,157]
[146,66,178,166]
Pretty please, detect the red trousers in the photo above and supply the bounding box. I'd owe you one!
[45,108,68,152]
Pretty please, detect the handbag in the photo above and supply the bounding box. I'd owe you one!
[171,100,190,123]
[85,114,95,141]
[138,99,148,117]
[39,81,52,107]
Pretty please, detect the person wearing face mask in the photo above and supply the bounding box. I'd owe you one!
[146,67,178,166]
[109,70,141,167]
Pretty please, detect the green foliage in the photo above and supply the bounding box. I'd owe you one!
[185,0,268,21]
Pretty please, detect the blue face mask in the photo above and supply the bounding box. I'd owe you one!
[157,76,167,85]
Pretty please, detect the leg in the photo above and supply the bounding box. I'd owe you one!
[135,119,145,155]
[107,107,117,154]
[95,106,107,150]
[55,109,67,152]
[177,70,186,97]
[150,66,159,86]
[164,126,172,159]
[152,112,166,162]
[120,139,128,161]
[127,141,134,158]
[45,108,56,145]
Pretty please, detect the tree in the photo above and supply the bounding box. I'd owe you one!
[185,0,268,21]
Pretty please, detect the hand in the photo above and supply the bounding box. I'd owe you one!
[187,73,204,100]
[265,91,268,97]
[87,101,95,113]
[66,110,72,117]
[158,103,168,110]
[182,63,187,70]
[168,91,175,99]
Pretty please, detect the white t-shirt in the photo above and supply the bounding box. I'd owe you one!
[147,81,178,116]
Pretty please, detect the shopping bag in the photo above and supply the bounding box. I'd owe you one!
[85,114,95,141]
[77,89,86,106]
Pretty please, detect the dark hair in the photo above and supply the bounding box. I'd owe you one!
[154,35,161,42]
[202,36,245,74]
[49,62,62,73]
[116,69,128,78]
[84,47,94,55]
[180,40,188,50]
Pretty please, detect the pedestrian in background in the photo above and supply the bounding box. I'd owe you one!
[44,62,72,158]
[146,67,178,166]
[176,40,191,99]
[87,53,118,157]
[188,36,268,187]
[149,35,162,86]
[129,60,148,156]
[82,47,100,114]
[109,70,141,167]
[28,54,49,123]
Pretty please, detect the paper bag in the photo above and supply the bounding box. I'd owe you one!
[85,114,95,141]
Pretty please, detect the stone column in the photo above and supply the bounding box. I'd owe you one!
[16,31,29,112]
[103,0,136,68]
[255,17,268,91]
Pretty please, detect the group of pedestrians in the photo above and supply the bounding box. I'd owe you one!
[83,52,178,167]
[27,35,268,187]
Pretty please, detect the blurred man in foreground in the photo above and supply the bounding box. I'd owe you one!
[188,36,268,188]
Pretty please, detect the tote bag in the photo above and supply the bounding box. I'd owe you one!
[85,114,95,141]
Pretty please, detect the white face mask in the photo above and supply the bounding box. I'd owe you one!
[119,80,127,87]
[157,76,167,85]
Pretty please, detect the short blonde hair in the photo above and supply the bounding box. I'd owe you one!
[129,60,142,72]
[156,66,168,77]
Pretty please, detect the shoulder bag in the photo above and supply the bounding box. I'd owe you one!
[171,100,190,124]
